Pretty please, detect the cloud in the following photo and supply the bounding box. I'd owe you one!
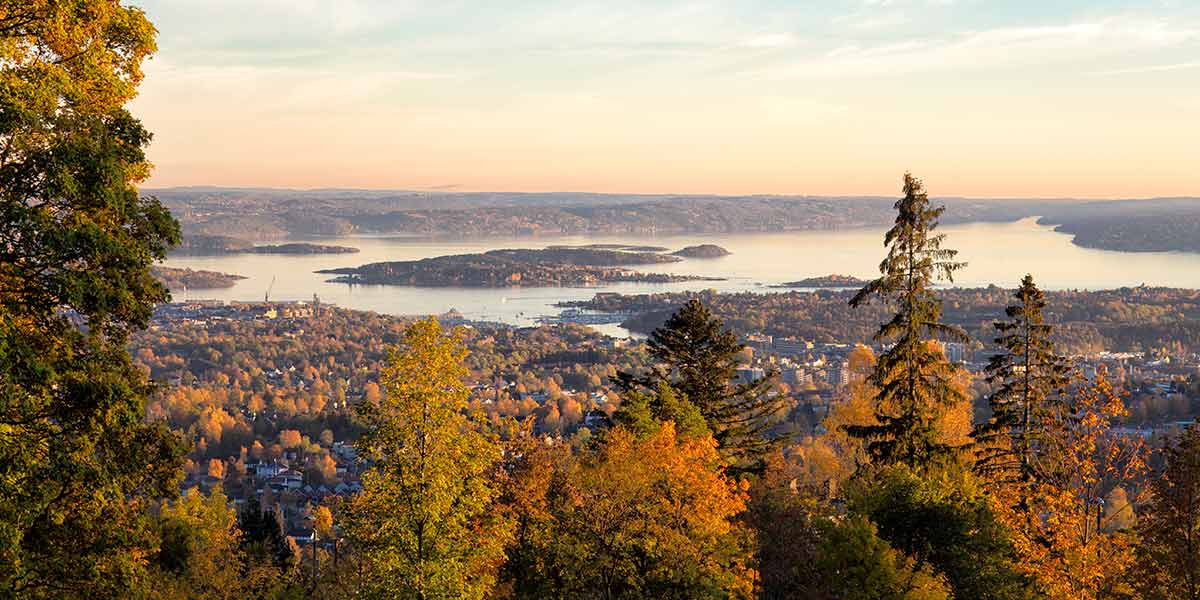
[1097,60,1200,76]
[739,33,798,49]
[763,17,1198,79]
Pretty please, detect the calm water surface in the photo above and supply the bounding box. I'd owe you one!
[162,218,1200,328]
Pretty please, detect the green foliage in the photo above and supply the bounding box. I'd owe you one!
[344,318,509,599]
[0,2,185,596]
[845,464,1035,600]
[815,515,951,600]
[974,275,1073,484]
[620,298,785,472]
[144,487,283,600]
[847,173,969,467]
[612,380,710,439]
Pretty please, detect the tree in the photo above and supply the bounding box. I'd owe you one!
[815,515,951,600]
[313,505,335,542]
[1135,422,1200,600]
[239,494,298,575]
[847,173,969,467]
[146,488,276,600]
[991,369,1146,600]
[611,380,710,439]
[0,2,186,596]
[845,465,1034,600]
[619,298,785,472]
[973,275,1072,484]
[343,318,509,599]
[745,451,830,600]
[501,423,756,599]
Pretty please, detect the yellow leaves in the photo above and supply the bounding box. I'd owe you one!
[346,317,509,600]
[1,0,156,113]
[990,368,1147,600]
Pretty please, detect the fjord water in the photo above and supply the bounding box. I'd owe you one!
[162,217,1200,327]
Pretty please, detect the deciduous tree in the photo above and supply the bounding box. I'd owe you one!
[343,318,509,599]
[991,369,1146,600]
[0,2,185,596]
[1135,422,1200,600]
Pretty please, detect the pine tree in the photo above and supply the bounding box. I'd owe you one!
[846,173,968,467]
[973,275,1072,484]
[619,298,785,472]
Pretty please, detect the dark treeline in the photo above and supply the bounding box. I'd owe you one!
[577,286,1200,357]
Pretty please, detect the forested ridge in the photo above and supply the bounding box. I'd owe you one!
[3,3,1200,600]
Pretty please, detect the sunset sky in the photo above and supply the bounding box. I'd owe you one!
[131,0,1200,198]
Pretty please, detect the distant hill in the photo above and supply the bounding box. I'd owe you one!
[1037,198,1200,253]
[144,186,1200,253]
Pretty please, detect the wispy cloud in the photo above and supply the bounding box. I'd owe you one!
[763,17,1198,79]
[1097,60,1200,75]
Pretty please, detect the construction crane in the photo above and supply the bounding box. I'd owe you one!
[265,275,276,303]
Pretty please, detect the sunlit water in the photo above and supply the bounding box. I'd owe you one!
[162,217,1200,328]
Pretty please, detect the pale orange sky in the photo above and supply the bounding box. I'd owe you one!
[131,1,1200,198]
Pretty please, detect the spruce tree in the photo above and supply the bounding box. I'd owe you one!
[846,173,968,467]
[619,298,785,472]
[972,275,1072,484]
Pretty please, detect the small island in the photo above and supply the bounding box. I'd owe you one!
[671,244,731,258]
[771,274,868,289]
[152,266,246,290]
[318,247,720,288]
[249,243,360,255]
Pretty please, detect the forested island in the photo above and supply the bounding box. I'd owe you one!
[318,247,718,287]
[249,242,360,255]
[150,266,245,290]
[771,274,868,288]
[671,244,731,258]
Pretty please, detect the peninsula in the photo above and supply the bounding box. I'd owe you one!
[152,266,246,290]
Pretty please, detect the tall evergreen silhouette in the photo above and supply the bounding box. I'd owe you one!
[619,299,784,472]
[973,275,1072,484]
[846,173,968,467]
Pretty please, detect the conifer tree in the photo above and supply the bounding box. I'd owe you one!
[619,298,785,472]
[973,275,1072,484]
[846,173,968,467]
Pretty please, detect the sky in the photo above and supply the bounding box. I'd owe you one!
[130,0,1200,198]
